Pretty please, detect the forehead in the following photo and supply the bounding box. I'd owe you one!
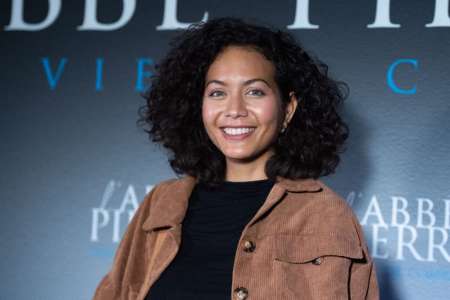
[205,46,276,80]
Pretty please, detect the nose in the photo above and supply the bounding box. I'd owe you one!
[225,93,248,118]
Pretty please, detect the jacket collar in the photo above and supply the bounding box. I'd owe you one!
[142,175,323,232]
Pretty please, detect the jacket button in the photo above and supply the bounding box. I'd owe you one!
[234,287,249,299]
[312,257,323,265]
[243,240,255,252]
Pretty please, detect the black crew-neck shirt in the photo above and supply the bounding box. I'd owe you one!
[145,178,276,299]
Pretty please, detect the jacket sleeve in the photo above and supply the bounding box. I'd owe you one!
[92,182,161,300]
[349,213,380,300]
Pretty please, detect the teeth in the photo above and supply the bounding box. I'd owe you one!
[223,127,255,135]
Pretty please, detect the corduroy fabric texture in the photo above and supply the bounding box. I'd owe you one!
[92,175,380,300]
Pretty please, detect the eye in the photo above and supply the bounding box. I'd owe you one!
[247,89,266,96]
[208,90,225,97]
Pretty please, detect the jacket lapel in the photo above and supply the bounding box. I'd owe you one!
[138,175,324,299]
[141,175,323,232]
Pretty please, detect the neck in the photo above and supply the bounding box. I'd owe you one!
[225,149,273,182]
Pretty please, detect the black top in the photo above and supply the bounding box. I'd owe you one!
[145,178,276,299]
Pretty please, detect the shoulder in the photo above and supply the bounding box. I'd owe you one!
[143,177,180,200]
[292,179,363,242]
[313,179,355,216]
[288,178,353,216]
[140,175,194,208]
[137,178,175,211]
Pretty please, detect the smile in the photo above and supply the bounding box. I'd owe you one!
[221,127,256,140]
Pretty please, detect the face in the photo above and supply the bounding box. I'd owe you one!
[202,45,297,164]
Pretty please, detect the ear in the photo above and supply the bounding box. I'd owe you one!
[283,91,298,127]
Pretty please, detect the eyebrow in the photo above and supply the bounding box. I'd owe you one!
[205,78,271,88]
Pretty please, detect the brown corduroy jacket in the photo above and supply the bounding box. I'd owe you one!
[93,175,379,300]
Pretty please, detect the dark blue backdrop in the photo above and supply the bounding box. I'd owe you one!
[1,1,449,299]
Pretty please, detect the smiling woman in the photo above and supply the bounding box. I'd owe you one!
[202,45,298,181]
[92,17,380,300]
[136,17,351,188]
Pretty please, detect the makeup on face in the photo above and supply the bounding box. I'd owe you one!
[202,46,284,163]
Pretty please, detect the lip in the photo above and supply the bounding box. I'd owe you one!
[221,127,255,141]
[220,126,256,128]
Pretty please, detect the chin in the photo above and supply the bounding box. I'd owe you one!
[223,151,254,160]
[224,149,265,161]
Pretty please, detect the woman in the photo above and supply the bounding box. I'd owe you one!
[93,17,379,300]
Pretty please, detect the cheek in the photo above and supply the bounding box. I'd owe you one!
[201,101,219,129]
[201,102,212,125]
[254,100,281,125]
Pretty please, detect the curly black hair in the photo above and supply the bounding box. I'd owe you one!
[137,16,349,186]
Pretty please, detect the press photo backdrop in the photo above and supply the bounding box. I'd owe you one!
[1,1,449,299]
